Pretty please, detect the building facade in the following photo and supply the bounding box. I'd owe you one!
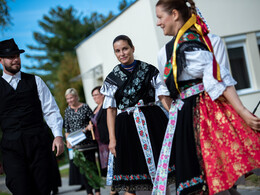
[76,0,260,116]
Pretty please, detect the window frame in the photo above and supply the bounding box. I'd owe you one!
[224,35,254,95]
[256,32,260,51]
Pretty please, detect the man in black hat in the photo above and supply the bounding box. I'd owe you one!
[0,38,64,195]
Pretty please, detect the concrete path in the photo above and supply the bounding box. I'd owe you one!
[1,175,260,194]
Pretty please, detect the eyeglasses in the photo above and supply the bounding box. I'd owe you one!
[92,93,101,97]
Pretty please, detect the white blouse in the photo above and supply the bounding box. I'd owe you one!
[157,33,236,101]
[101,70,170,109]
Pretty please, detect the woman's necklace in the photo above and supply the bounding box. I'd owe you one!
[120,60,137,72]
[71,102,82,112]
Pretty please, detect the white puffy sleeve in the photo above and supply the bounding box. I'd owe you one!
[154,45,171,101]
[183,34,236,100]
[100,81,118,109]
[151,74,170,102]
[157,45,167,81]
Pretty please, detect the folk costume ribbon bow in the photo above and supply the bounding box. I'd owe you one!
[171,14,222,93]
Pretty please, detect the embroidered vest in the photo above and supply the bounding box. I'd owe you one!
[164,31,208,99]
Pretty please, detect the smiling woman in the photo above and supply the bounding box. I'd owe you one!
[64,88,101,195]
[155,0,260,194]
[100,35,173,195]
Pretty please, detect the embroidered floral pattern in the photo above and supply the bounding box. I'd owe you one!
[113,66,127,82]
[176,175,204,195]
[117,61,155,110]
[106,152,114,185]
[199,93,260,194]
[152,84,205,195]
[178,31,203,44]
[113,166,175,181]
[133,100,157,182]
[164,31,203,82]
[180,83,204,99]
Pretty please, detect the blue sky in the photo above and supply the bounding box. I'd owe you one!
[1,0,122,69]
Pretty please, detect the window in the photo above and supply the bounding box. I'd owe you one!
[225,35,252,91]
[257,32,260,56]
[227,44,250,90]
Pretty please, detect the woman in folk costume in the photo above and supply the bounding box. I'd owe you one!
[154,0,260,195]
[100,35,174,194]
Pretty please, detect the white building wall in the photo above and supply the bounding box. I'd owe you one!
[76,0,167,108]
[76,0,260,116]
[196,0,260,37]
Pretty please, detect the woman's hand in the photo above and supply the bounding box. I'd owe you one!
[238,107,260,131]
[85,123,93,131]
[109,138,117,157]
[107,107,117,157]
[65,132,72,149]
[223,86,260,131]
[66,140,72,149]
[159,95,172,112]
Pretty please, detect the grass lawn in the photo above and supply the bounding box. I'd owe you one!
[60,167,69,178]
[0,192,10,195]
[245,174,260,186]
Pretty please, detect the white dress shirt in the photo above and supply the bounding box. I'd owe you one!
[2,71,63,137]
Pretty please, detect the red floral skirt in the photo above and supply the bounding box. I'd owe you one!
[199,92,260,194]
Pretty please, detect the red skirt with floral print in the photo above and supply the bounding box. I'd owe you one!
[199,92,260,195]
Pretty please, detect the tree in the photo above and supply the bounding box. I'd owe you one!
[26,1,135,111]
[0,0,12,31]
[55,52,84,116]
[25,6,96,86]
[26,6,115,88]
[118,0,136,11]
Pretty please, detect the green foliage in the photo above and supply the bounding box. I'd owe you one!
[118,0,128,10]
[0,0,12,31]
[25,6,115,85]
[24,0,137,111]
[246,174,260,186]
[25,5,115,111]
[73,150,105,189]
[25,6,96,84]
[54,52,85,116]
[118,0,136,11]
[0,192,11,195]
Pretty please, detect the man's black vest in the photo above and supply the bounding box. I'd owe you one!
[0,72,45,140]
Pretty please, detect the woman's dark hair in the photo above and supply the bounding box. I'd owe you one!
[91,86,101,95]
[113,35,134,48]
[156,0,196,22]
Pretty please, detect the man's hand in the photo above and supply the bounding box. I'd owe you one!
[0,163,4,175]
[52,136,64,156]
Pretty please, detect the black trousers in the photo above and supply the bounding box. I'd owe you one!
[1,131,53,195]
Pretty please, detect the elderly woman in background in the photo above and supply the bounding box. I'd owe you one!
[64,88,100,195]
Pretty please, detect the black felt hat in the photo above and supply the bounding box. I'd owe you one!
[0,38,25,57]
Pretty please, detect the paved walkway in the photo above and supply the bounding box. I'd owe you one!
[1,174,260,194]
